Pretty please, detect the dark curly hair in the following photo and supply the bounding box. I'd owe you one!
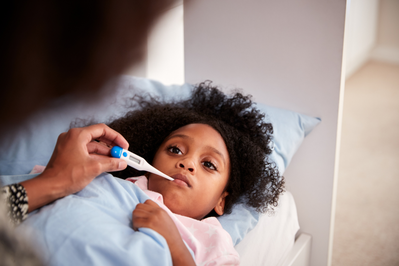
[108,82,284,215]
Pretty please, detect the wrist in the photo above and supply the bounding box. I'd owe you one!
[20,170,67,212]
[167,238,196,266]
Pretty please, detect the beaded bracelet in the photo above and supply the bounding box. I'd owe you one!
[1,184,29,225]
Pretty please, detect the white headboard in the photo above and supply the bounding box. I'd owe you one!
[182,1,346,266]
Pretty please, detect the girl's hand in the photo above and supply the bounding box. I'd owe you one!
[21,123,129,212]
[132,200,195,266]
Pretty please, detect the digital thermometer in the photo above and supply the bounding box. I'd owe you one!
[111,146,174,181]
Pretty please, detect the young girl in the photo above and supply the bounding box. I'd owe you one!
[108,82,285,265]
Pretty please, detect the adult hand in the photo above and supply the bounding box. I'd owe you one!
[132,200,196,266]
[21,123,129,212]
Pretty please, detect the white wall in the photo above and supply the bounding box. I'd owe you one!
[124,1,185,85]
[126,0,399,83]
[146,3,185,85]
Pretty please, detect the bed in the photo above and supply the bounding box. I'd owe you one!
[0,1,346,265]
[2,76,316,266]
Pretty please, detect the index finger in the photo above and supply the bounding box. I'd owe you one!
[83,124,129,149]
[143,199,159,207]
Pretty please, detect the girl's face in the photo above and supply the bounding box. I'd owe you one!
[148,123,230,220]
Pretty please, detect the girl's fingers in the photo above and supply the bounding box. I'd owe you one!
[133,202,156,213]
[132,205,152,230]
[132,217,149,231]
[132,202,159,221]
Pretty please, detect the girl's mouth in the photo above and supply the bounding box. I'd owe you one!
[171,173,191,187]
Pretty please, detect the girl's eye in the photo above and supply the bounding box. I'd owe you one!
[202,161,217,171]
[168,146,182,155]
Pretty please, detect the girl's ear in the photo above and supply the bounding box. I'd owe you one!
[214,191,229,216]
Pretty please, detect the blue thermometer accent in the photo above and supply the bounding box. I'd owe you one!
[111,146,174,181]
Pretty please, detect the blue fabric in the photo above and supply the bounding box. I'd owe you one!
[0,76,320,246]
[259,104,321,175]
[0,173,40,186]
[217,203,259,246]
[18,173,176,266]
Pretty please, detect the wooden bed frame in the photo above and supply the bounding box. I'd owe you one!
[132,1,347,265]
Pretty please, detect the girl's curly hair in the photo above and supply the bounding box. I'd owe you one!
[108,81,284,215]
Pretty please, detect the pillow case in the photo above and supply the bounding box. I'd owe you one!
[0,76,320,245]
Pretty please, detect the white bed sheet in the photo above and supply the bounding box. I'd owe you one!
[235,191,299,266]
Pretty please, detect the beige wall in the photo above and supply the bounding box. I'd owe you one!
[345,0,399,78]
[344,0,379,78]
[371,0,399,64]
[377,0,399,48]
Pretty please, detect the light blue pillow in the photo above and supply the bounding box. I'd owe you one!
[258,103,321,175]
[0,76,320,245]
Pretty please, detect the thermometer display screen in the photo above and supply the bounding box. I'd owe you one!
[129,155,141,164]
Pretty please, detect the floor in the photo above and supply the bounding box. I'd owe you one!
[331,61,399,266]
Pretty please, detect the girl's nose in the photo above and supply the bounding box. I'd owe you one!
[178,159,195,173]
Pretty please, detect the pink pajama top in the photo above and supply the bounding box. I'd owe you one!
[128,176,240,266]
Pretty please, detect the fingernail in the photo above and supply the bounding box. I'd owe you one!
[118,161,124,170]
